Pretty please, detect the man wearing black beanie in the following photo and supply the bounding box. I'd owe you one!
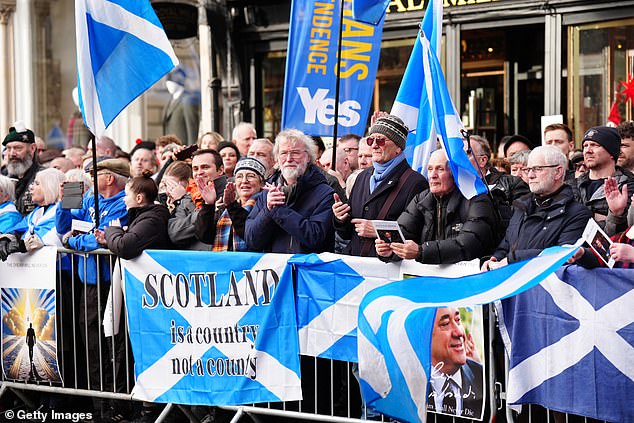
[1,122,44,215]
[574,125,634,235]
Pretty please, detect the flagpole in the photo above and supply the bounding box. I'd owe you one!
[331,0,346,164]
[90,134,100,229]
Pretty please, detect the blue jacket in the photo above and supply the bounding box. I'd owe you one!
[245,163,335,253]
[56,190,128,284]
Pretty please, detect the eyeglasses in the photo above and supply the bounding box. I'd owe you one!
[279,150,306,159]
[366,136,389,147]
[342,147,359,154]
[522,165,560,174]
[574,162,587,170]
[235,172,260,182]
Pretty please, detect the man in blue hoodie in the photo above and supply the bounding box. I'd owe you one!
[56,158,128,394]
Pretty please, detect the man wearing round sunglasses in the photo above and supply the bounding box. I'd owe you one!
[482,146,591,271]
[332,114,427,257]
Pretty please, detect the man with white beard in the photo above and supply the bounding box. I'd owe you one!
[2,122,44,215]
[245,129,335,253]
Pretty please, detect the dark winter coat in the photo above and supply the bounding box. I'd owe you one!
[245,163,335,253]
[334,160,428,257]
[393,188,499,264]
[493,185,591,263]
[105,204,172,260]
[572,167,634,235]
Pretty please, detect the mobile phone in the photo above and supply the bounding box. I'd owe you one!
[61,181,84,209]
[174,144,198,161]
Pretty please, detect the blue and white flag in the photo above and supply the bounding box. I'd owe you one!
[293,253,478,362]
[358,242,582,423]
[122,251,302,405]
[352,0,391,25]
[75,0,178,135]
[391,0,486,199]
[282,0,384,136]
[498,266,634,423]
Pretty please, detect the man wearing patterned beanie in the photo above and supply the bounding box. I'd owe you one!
[574,125,634,234]
[1,122,44,215]
[332,113,428,257]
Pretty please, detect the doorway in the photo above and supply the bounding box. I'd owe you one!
[461,24,545,154]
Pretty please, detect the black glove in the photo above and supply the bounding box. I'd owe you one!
[0,239,10,261]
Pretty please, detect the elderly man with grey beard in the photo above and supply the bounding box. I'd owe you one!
[245,129,335,253]
[1,122,44,215]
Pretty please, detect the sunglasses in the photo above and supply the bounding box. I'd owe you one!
[366,136,389,147]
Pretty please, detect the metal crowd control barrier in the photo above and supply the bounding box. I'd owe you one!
[0,249,603,423]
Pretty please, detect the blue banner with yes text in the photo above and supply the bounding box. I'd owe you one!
[281,0,384,136]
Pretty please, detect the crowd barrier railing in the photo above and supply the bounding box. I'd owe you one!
[0,248,606,423]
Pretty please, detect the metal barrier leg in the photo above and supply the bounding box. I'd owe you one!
[229,407,244,423]
[155,403,174,423]
[176,405,202,423]
[8,387,37,409]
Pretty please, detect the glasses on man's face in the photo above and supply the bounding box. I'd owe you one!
[235,172,259,182]
[366,136,389,147]
[342,147,359,154]
[522,164,560,174]
[574,162,587,170]
[279,150,306,159]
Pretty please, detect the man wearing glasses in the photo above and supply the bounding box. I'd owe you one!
[245,129,335,253]
[482,146,591,270]
[332,114,427,257]
[55,158,129,396]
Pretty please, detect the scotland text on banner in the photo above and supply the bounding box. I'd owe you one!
[122,251,301,405]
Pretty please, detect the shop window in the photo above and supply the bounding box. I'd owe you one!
[569,19,634,140]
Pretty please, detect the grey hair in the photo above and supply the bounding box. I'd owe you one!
[509,150,530,166]
[530,145,568,168]
[273,129,317,163]
[35,168,66,205]
[232,122,256,141]
[0,174,16,202]
[469,135,492,160]
[65,169,91,191]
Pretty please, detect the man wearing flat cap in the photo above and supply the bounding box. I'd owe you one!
[54,157,129,392]
[332,113,428,257]
[573,126,634,234]
[1,122,44,215]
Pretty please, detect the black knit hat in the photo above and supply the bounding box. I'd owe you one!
[3,122,35,146]
[129,139,156,157]
[217,141,241,159]
[582,126,621,161]
[368,115,409,150]
[503,134,533,157]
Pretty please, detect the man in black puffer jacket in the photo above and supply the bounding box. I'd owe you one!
[376,149,499,264]
[483,146,591,269]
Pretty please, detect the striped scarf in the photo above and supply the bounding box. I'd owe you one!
[212,199,256,252]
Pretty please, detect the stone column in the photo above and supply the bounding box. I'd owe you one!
[0,1,16,133]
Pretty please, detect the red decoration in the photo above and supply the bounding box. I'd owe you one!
[620,75,634,103]
[135,138,142,145]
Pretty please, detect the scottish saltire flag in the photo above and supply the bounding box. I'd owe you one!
[282,0,384,136]
[498,266,634,423]
[391,0,486,199]
[293,253,478,362]
[122,251,302,405]
[358,242,582,423]
[75,0,178,135]
[352,0,391,25]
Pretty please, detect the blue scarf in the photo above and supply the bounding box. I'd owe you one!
[369,152,406,193]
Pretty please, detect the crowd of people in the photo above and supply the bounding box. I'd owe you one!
[1,114,634,422]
